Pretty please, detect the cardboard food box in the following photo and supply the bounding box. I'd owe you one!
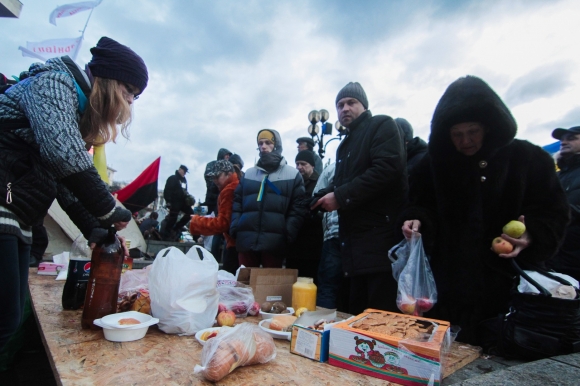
[237,268,298,305]
[37,262,67,276]
[329,309,450,386]
[290,309,341,362]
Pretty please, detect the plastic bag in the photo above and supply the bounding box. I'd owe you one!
[149,245,219,334]
[194,323,276,382]
[396,233,437,316]
[217,283,255,317]
[389,238,411,281]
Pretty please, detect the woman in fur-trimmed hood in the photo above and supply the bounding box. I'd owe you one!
[401,76,569,345]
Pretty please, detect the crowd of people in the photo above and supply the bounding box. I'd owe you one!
[1,34,578,354]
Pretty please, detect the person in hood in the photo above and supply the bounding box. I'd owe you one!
[162,165,195,240]
[203,148,232,215]
[546,126,580,281]
[0,36,148,350]
[401,76,569,346]
[311,82,407,315]
[190,160,241,274]
[230,129,306,268]
[395,117,428,177]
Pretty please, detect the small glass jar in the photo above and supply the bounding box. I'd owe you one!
[292,277,317,311]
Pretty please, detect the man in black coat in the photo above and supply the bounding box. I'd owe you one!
[394,117,427,177]
[296,137,323,174]
[162,165,194,240]
[547,126,580,281]
[312,82,407,314]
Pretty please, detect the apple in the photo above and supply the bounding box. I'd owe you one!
[503,220,526,238]
[218,303,228,313]
[217,310,236,327]
[397,295,417,315]
[247,301,260,316]
[491,237,514,254]
[230,301,248,317]
[417,298,434,312]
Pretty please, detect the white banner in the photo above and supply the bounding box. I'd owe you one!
[20,37,83,61]
[49,0,103,26]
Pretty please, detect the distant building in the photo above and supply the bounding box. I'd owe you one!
[0,0,23,18]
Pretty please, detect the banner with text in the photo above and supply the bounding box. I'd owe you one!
[20,37,82,61]
[49,0,103,26]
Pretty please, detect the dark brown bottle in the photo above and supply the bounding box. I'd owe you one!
[81,228,123,330]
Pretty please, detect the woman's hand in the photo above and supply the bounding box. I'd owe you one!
[498,215,531,259]
[117,235,130,257]
[402,220,421,239]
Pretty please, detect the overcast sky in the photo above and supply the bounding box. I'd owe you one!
[2,0,579,201]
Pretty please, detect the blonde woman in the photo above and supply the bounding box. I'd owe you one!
[0,37,148,350]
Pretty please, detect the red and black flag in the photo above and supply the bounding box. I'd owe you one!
[115,157,160,213]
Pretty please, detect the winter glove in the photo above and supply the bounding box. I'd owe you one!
[98,206,131,228]
[88,227,108,246]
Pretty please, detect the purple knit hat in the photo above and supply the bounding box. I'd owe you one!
[87,37,148,94]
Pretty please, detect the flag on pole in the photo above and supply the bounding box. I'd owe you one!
[19,37,82,61]
[93,144,109,184]
[114,157,161,213]
[49,0,103,26]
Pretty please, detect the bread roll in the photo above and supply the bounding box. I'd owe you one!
[269,315,297,331]
[131,294,151,315]
[248,331,275,364]
[227,339,256,365]
[118,318,141,325]
[203,345,237,382]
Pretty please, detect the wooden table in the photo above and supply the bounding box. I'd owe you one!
[29,271,480,385]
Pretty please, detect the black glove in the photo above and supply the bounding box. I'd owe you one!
[99,207,131,228]
[88,227,108,245]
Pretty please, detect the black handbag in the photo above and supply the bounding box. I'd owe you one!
[491,259,580,360]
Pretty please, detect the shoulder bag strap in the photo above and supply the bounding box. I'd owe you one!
[511,259,552,297]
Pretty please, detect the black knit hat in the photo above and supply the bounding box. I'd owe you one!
[87,37,148,95]
[295,150,316,167]
[229,154,244,169]
[206,160,235,177]
[395,118,414,142]
[296,137,315,149]
[335,82,368,109]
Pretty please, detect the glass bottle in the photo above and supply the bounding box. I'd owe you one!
[81,228,124,329]
[292,277,317,311]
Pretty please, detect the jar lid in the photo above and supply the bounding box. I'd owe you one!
[297,277,314,283]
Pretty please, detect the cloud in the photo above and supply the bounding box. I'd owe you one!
[504,62,574,106]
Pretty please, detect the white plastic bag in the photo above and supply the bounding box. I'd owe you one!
[389,238,411,281]
[149,246,219,334]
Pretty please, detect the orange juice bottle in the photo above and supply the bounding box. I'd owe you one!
[292,277,317,311]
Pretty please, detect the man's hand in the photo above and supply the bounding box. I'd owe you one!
[117,235,130,257]
[498,215,531,259]
[402,220,421,239]
[310,192,340,212]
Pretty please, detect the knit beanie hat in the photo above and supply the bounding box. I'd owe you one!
[395,117,414,142]
[87,37,148,94]
[335,82,368,109]
[206,160,235,177]
[229,154,244,169]
[296,137,315,149]
[257,129,276,145]
[295,150,316,167]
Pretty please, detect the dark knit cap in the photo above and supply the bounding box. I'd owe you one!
[295,150,316,167]
[229,154,244,169]
[335,82,368,109]
[206,160,235,177]
[87,37,148,94]
[296,137,315,149]
[395,118,414,142]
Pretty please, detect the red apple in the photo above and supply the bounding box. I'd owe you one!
[217,310,236,327]
[417,298,434,312]
[491,237,514,254]
[397,295,417,315]
[247,301,260,316]
[218,303,228,313]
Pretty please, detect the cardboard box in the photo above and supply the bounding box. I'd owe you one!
[237,268,297,305]
[290,309,341,362]
[329,309,450,386]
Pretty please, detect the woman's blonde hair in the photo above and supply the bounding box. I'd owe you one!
[79,77,132,146]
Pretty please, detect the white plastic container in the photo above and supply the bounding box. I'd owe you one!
[93,311,159,342]
[259,307,294,320]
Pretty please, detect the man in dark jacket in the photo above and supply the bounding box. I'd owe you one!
[547,126,580,281]
[162,165,194,240]
[395,117,427,177]
[296,137,323,174]
[203,148,232,215]
[312,82,407,314]
[287,150,323,281]
[401,76,569,345]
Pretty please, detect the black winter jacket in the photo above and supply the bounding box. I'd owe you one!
[406,136,427,176]
[402,76,569,343]
[163,171,187,210]
[322,110,407,277]
[547,153,580,278]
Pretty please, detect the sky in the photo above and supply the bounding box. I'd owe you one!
[2,0,580,201]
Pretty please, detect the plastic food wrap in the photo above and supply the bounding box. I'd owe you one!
[217,283,255,317]
[194,323,276,382]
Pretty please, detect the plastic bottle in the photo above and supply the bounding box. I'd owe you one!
[81,228,124,330]
[62,235,91,310]
[292,277,317,311]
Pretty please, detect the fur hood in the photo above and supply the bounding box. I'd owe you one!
[429,76,517,160]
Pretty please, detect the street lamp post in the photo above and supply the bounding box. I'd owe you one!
[307,109,346,159]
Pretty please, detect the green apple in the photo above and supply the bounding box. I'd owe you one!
[503,220,526,238]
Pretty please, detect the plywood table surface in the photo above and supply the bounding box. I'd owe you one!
[29,271,479,386]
